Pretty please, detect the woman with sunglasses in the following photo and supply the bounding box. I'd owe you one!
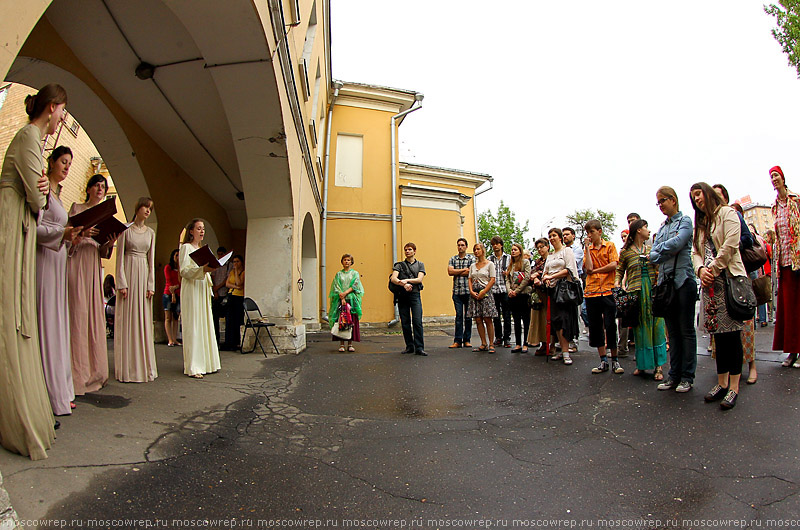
[649,186,697,393]
[690,182,746,410]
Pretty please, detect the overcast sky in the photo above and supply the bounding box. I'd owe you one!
[331,0,800,243]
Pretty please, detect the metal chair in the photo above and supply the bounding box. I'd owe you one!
[241,297,278,356]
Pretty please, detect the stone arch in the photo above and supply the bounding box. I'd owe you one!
[301,212,318,324]
[6,58,155,229]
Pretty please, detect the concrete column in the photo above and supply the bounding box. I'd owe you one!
[244,216,305,354]
[0,470,19,530]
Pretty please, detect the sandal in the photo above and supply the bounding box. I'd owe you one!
[782,353,798,367]
[488,346,496,354]
[189,374,204,379]
[562,354,573,365]
[551,352,563,361]
[633,369,643,376]
[338,346,346,352]
[473,345,488,352]
[654,368,664,381]
[511,346,523,353]
[348,346,355,352]
[521,347,529,353]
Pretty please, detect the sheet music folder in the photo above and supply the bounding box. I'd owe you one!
[189,245,233,269]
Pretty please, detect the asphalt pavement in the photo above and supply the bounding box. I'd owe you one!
[1,325,798,529]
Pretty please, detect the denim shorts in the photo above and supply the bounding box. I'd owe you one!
[162,293,180,315]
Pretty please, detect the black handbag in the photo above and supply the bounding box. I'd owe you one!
[553,270,583,306]
[651,254,678,317]
[612,287,640,328]
[388,261,413,299]
[723,271,757,321]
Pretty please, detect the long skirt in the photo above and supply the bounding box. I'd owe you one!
[633,265,668,371]
[527,292,548,344]
[773,266,800,353]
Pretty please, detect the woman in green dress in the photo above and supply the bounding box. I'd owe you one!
[615,219,668,380]
[328,253,364,352]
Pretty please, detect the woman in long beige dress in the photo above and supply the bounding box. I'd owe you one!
[37,146,82,416]
[0,83,67,460]
[68,174,115,395]
[179,218,221,378]
[114,197,157,382]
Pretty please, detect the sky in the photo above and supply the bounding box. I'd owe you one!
[331,0,800,243]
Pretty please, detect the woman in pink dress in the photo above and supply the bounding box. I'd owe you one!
[37,146,82,416]
[114,197,157,382]
[68,174,115,395]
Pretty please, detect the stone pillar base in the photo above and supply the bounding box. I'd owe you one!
[241,324,306,354]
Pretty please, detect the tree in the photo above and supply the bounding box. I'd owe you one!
[564,208,617,242]
[765,1,800,77]
[477,201,531,252]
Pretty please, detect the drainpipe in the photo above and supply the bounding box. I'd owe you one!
[472,178,494,244]
[388,94,424,326]
[320,81,343,322]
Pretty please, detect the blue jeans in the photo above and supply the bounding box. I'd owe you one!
[452,293,472,344]
[398,291,424,352]
[663,279,697,383]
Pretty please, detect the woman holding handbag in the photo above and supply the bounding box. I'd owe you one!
[528,238,550,355]
[770,165,800,368]
[616,219,667,380]
[328,253,364,352]
[650,186,697,393]
[690,182,747,410]
[467,243,498,353]
[505,243,532,353]
[542,228,579,365]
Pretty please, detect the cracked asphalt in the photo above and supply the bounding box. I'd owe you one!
[1,326,799,526]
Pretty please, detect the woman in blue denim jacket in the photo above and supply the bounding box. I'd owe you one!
[649,185,698,393]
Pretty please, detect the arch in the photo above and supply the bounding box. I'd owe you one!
[6,57,156,229]
[301,212,318,323]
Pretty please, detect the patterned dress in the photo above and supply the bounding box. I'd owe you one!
[702,239,744,335]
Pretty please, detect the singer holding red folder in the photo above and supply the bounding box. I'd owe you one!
[179,218,221,378]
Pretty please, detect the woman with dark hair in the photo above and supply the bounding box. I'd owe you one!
[691,182,746,410]
[542,228,578,365]
[221,254,246,351]
[68,174,116,396]
[506,243,531,352]
[163,248,181,347]
[0,83,67,459]
[36,146,82,417]
[114,197,157,382]
[527,238,550,355]
[770,166,800,368]
[179,218,221,378]
[328,253,364,352]
[616,219,667,380]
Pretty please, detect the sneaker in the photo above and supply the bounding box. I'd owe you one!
[675,381,692,393]
[563,353,573,365]
[612,361,624,374]
[704,384,728,402]
[720,389,738,410]
[591,360,609,374]
[657,379,678,391]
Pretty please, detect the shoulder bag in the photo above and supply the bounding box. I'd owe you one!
[741,240,768,274]
[553,269,583,306]
[722,271,757,321]
[651,253,678,318]
[752,274,772,306]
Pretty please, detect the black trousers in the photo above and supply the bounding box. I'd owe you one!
[492,292,511,342]
[714,330,743,376]
[509,294,530,346]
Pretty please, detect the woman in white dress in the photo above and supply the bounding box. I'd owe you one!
[179,218,221,378]
[114,197,157,382]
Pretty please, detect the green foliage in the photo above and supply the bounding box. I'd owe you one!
[477,201,531,252]
[765,1,800,77]
[564,208,617,242]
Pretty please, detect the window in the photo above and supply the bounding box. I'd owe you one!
[335,134,363,188]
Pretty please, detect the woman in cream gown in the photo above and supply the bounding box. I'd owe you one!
[179,218,221,378]
[114,197,157,382]
[0,83,67,460]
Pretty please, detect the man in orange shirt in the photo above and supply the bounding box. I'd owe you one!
[583,219,621,374]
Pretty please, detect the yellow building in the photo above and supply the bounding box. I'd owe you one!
[325,82,492,324]
[741,203,775,238]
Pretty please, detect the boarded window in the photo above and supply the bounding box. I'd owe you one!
[335,134,363,188]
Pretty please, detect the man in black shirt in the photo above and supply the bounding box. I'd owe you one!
[390,242,427,355]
